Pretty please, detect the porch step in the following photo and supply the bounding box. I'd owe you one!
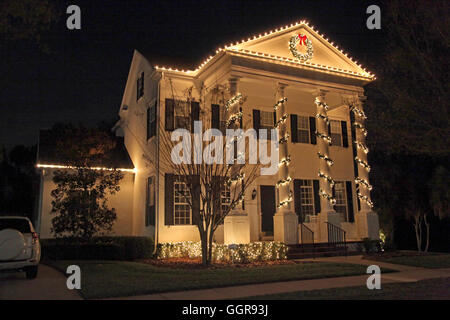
[260,236,274,241]
[287,243,347,259]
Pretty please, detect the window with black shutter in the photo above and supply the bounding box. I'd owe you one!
[330,120,343,146]
[295,179,320,222]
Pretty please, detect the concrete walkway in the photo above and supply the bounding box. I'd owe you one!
[0,264,82,300]
[108,255,450,300]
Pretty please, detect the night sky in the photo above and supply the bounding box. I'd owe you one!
[0,0,384,148]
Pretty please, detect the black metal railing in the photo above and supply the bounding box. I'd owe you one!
[325,222,347,256]
[300,223,314,245]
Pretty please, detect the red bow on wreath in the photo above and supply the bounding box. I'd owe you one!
[298,34,307,46]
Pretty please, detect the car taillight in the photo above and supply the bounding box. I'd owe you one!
[32,232,39,244]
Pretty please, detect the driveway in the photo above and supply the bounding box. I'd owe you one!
[0,264,82,300]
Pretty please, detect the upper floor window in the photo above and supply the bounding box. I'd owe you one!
[220,184,231,214]
[330,120,343,146]
[145,176,155,226]
[258,110,275,140]
[211,104,227,134]
[137,72,144,100]
[165,99,199,132]
[297,116,311,144]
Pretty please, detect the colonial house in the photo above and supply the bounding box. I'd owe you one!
[36,20,379,246]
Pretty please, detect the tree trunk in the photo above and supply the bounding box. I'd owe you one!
[414,214,422,252]
[424,214,430,252]
[208,227,214,263]
[200,232,208,265]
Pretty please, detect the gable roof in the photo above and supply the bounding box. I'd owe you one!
[153,19,375,81]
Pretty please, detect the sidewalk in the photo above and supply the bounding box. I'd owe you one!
[107,255,450,300]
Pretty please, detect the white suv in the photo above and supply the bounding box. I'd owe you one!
[0,216,41,279]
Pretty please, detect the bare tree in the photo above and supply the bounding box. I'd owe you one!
[158,80,261,265]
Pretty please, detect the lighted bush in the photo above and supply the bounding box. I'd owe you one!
[156,241,287,263]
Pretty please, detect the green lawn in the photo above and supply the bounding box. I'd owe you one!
[365,253,450,269]
[242,277,450,300]
[46,260,377,299]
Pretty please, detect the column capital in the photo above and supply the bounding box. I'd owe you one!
[313,88,329,99]
[358,95,367,103]
[228,76,242,84]
[276,81,289,89]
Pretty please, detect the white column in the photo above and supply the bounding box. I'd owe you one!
[273,82,298,244]
[352,94,379,240]
[224,76,250,244]
[314,90,340,242]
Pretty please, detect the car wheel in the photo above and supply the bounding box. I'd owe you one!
[25,266,38,279]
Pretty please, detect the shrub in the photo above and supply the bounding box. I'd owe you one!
[41,236,154,260]
[156,241,288,263]
[357,238,382,254]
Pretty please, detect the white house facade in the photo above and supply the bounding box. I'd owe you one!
[37,20,379,246]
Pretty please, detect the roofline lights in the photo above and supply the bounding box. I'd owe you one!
[153,19,375,79]
[36,163,137,173]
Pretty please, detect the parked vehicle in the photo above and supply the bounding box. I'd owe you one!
[0,216,41,279]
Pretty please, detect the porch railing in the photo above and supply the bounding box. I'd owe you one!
[300,223,314,245]
[325,222,347,256]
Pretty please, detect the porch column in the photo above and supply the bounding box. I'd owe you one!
[352,95,379,239]
[224,76,250,244]
[273,82,298,244]
[314,90,340,242]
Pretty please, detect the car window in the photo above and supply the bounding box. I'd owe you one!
[0,219,31,233]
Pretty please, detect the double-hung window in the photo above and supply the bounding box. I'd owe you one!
[330,120,342,146]
[174,178,191,225]
[297,116,311,144]
[334,181,348,221]
[137,72,144,100]
[260,111,275,139]
[299,180,315,215]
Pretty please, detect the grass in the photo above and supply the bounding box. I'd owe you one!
[45,260,378,299]
[365,253,450,269]
[241,277,450,300]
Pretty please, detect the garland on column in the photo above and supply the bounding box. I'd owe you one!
[315,98,336,205]
[273,96,293,208]
[351,104,374,209]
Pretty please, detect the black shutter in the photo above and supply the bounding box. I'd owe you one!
[141,72,144,97]
[313,180,321,214]
[146,177,155,226]
[341,121,348,147]
[211,104,220,130]
[346,181,354,222]
[290,114,298,143]
[253,109,260,138]
[309,117,317,144]
[191,101,200,133]
[151,103,157,138]
[273,111,277,126]
[146,107,151,140]
[190,175,201,225]
[165,99,174,131]
[164,174,174,225]
[350,111,358,178]
[294,179,303,223]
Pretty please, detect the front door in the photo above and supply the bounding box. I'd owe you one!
[260,185,276,234]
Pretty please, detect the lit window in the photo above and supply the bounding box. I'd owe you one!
[334,181,348,221]
[300,180,315,215]
[297,116,310,144]
[330,120,342,146]
[174,178,191,225]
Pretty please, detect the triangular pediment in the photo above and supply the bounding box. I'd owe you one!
[227,22,373,80]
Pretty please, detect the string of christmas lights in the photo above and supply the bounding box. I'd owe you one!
[273,97,288,111]
[315,97,336,206]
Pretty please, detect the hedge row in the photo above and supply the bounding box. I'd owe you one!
[41,236,155,260]
[157,241,288,263]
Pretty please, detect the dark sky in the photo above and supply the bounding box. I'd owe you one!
[0,0,383,148]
